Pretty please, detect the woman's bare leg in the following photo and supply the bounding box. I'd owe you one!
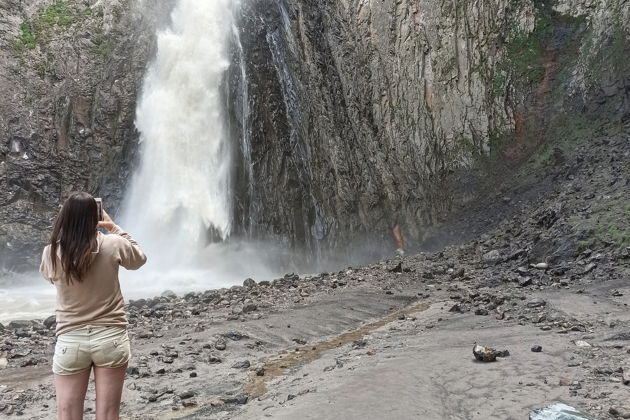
[94,364,127,420]
[55,369,91,420]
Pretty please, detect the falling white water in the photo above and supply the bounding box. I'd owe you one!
[122,0,235,267]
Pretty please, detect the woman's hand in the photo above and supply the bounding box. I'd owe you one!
[97,209,117,231]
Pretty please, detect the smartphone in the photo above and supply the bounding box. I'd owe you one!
[95,198,103,221]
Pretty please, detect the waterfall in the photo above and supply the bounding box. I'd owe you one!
[121,0,237,266]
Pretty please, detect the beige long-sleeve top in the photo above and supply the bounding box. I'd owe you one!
[40,225,147,336]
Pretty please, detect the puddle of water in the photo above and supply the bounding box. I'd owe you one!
[245,300,431,398]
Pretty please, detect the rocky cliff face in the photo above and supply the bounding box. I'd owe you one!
[230,0,629,265]
[1,0,629,270]
[0,0,173,269]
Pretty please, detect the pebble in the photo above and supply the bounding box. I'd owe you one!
[223,331,245,341]
[214,339,227,351]
[43,315,56,330]
[242,303,258,313]
[231,360,251,369]
[222,394,248,405]
[482,250,502,265]
[609,407,630,418]
[161,290,177,299]
[531,345,543,352]
[243,278,257,288]
[178,390,195,399]
[8,320,32,329]
[527,299,547,308]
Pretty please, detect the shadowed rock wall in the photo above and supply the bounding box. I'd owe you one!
[0,0,176,269]
[229,0,629,265]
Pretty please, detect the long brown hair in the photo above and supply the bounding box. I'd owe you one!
[50,192,99,284]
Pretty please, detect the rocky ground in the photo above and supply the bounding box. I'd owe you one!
[0,122,629,419]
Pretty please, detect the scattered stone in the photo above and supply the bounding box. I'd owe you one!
[243,278,257,288]
[161,290,177,299]
[612,290,623,297]
[482,250,502,265]
[128,299,147,309]
[519,277,533,287]
[178,390,195,400]
[43,315,56,330]
[609,406,630,419]
[242,303,258,313]
[223,331,245,341]
[231,360,251,369]
[622,367,630,386]
[583,263,597,274]
[190,372,197,378]
[531,345,543,353]
[559,378,572,386]
[527,299,547,308]
[292,338,307,345]
[366,350,376,356]
[9,348,31,359]
[14,328,31,338]
[222,394,248,405]
[8,320,31,329]
[496,349,510,358]
[475,308,489,316]
[20,358,37,367]
[449,303,464,313]
[214,339,227,351]
[182,399,197,408]
[574,340,591,348]
[599,367,617,376]
[389,262,403,273]
[352,339,367,349]
[256,367,265,376]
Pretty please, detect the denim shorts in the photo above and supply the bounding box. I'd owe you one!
[53,325,131,375]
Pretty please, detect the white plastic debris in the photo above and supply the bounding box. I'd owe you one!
[531,263,549,269]
[529,403,596,420]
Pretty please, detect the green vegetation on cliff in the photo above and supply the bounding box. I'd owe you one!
[14,0,93,52]
[16,22,37,50]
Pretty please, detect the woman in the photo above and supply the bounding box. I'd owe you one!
[40,192,147,420]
